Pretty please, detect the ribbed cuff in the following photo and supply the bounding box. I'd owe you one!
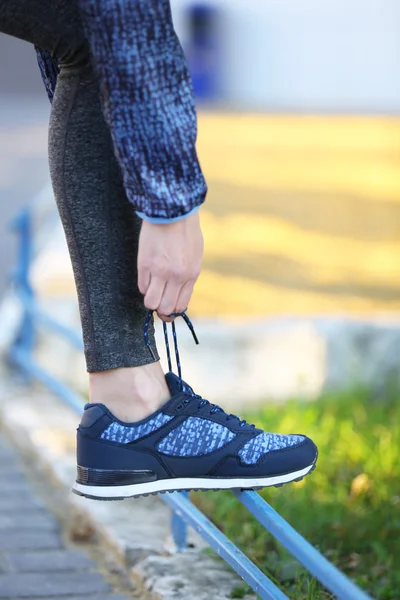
[136,205,200,224]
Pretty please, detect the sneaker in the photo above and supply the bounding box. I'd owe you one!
[73,312,317,500]
[73,371,317,500]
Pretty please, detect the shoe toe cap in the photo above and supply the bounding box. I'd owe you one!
[260,435,318,476]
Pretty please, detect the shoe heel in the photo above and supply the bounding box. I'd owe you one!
[76,465,157,486]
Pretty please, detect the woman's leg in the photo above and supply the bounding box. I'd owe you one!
[0,0,170,420]
[50,66,170,420]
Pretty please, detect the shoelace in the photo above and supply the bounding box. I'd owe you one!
[194,398,251,427]
[144,310,198,382]
[144,310,252,428]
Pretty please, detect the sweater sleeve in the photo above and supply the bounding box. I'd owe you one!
[77,0,207,220]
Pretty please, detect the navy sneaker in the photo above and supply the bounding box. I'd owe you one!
[73,371,317,500]
[73,312,317,500]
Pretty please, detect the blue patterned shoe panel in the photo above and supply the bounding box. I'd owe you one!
[239,433,305,465]
[100,413,173,444]
[157,417,236,457]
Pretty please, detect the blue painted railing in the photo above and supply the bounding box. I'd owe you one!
[8,202,373,600]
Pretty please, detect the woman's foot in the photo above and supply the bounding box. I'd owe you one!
[89,361,170,422]
[73,373,318,500]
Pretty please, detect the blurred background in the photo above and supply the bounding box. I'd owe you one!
[176,0,400,318]
[0,2,399,598]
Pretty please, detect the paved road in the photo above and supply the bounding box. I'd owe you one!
[0,434,132,600]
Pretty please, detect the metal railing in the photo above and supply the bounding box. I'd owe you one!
[7,199,373,600]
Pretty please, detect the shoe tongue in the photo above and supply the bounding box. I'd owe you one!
[165,372,195,397]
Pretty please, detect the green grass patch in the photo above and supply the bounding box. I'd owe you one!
[192,389,400,599]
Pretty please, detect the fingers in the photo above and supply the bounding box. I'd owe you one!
[175,279,195,314]
[157,282,181,322]
[146,275,197,322]
[157,314,174,323]
[143,276,166,312]
[144,278,184,323]
[137,213,203,321]
[149,280,194,322]
[140,271,197,321]
[157,278,196,321]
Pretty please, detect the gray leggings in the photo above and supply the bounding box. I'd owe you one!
[0,0,159,371]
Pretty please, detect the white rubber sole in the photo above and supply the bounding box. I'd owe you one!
[72,462,315,500]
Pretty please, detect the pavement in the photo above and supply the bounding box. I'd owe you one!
[0,432,134,600]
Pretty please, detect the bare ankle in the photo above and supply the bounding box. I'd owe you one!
[89,362,170,422]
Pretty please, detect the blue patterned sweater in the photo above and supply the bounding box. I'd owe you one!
[36,0,207,223]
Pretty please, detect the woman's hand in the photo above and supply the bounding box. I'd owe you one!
[137,212,204,321]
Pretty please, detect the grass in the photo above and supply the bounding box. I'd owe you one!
[192,388,400,599]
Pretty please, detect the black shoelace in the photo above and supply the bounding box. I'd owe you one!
[144,310,198,381]
[144,310,252,428]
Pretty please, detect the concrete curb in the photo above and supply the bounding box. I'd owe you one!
[0,368,255,600]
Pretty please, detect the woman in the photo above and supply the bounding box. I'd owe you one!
[0,0,317,500]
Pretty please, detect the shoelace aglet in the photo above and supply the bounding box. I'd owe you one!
[148,346,157,361]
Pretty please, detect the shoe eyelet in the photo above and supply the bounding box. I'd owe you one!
[176,403,184,411]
